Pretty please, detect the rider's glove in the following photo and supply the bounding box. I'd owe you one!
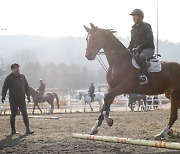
[132,46,141,54]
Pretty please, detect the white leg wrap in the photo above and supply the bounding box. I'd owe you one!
[155,125,170,139]
[91,120,99,133]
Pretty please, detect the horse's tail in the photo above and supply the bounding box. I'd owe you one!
[53,93,59,109]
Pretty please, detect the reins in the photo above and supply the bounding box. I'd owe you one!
[96,52,108,73]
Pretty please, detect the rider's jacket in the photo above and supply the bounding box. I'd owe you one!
[1,73,30,101]
[38,82,45,94]
[88,85,95,96]
[128,21,155,52]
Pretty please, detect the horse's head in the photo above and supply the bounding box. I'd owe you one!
[79,91,88,99]
[84,23,127,61]
[84,23,103,60]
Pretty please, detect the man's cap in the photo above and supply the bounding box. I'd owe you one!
[130,9,144,19]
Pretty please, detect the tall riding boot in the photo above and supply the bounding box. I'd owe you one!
[139,60,148,84]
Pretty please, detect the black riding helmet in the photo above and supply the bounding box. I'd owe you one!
[130,9,144,19]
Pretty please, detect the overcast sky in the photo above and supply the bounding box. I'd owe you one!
[0,0,180,43]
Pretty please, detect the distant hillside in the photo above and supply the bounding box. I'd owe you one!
[0,35,180,67]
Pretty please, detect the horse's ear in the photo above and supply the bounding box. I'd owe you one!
[90,23,96,30]
[84,25,91,33]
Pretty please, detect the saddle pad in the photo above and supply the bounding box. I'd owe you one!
[132,58,162,72]
[43,93,47,98]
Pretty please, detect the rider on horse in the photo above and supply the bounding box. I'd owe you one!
[88,83,95,102]
[38,79,46,101]
[128,9,155,85]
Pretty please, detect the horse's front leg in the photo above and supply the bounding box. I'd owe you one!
[90,93,115,135]
[90,83,127,135]
[103,93,115,127]
[84,102,86,112]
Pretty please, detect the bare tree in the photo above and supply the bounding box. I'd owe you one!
[12,49,37,67]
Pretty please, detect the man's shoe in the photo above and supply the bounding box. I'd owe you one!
[11,130,19,135]
[26,129,34,135]
[139,75,148,85]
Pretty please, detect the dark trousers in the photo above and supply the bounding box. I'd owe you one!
[10,100,29,131]
[139,48,154,76]
[89,93,94,102]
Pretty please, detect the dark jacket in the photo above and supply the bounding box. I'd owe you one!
[128,21,155,51]
[1,73,30,101]
[88,85,95,96]
[38,82,45,94]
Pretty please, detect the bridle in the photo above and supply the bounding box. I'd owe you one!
[86,30,102,53]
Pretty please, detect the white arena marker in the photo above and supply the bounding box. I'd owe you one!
[29,115,59,120]
[72,133,180,150]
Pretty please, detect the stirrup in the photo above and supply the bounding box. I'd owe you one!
[139,75,148,85]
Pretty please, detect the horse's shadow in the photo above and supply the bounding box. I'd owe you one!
[167,130,180,141]
[0,134,28,149]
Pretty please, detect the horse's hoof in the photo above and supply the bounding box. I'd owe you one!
[154,135,161,140]
[90,129,98,135]
[154,134,164,140]
[106,118,113,127]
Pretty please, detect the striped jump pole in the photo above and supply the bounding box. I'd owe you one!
[72,133,180,150]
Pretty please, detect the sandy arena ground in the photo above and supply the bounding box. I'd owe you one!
[0,109,180,154]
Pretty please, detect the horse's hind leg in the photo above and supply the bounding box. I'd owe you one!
[37,104,42,114]
[88,102,93,112]
[32,104,36,114]
[155,93,179,140]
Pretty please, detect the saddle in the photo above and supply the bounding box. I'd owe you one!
[132,55,162,73]
[42,93,47,98]
[89,93,95,97]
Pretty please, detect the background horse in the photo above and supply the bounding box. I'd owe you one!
[84,23,180,140]
[79,91,104,112]
[29,86,59,114]
[128,94,147,111]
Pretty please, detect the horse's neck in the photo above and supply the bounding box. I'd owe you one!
[30,87,38,96]
[104,49,131,66]
[102,35,131,66]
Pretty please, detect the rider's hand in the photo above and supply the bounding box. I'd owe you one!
[132,46,141,54]
[1,96,5,103]
[27,96,31,103]
[132,48,138,54]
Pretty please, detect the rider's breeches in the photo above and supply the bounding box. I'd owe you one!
[10,100,29,131]
[139,48,154,75]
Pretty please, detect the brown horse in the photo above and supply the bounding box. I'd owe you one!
[29,86,59,114]
[84,23,180,140]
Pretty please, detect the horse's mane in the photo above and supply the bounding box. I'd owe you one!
[29,86,38,92]
[98,28,127,50]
